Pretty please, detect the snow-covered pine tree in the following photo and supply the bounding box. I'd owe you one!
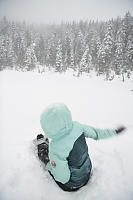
[34,34,46,68]
[79,46,92,75]
[127,39,133,76]
[70,49,75,70]
[24,43,37,71]
[90,31,101,68]
[114,31,125,76]
[74,31,85,66]
[97,21,114,79]
[18,23,27,69]
[64,34,71,69]
[0,35,7,70]
[7,37,16,69]
[97,44,106,75]
[114,12,133,81]
[124,12,133,76]
[55,40,63,72]
[46,33,58,68]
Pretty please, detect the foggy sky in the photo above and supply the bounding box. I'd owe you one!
[0,0,133,24]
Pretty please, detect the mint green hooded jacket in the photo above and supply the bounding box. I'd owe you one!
[40,103,116,185]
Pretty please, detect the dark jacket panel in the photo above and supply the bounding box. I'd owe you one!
[65,133,92,188]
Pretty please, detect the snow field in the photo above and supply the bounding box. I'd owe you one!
[0,70,133,200]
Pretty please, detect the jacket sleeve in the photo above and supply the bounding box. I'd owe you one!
[82,124,116,140]
[45,153,70,184]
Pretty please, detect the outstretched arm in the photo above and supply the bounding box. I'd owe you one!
[82,124,126,140]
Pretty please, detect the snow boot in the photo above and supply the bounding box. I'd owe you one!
[36,134,49,165]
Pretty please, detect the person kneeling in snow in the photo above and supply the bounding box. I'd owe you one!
[39,103,126,192]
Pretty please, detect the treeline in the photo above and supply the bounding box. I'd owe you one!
[0,12,133,80]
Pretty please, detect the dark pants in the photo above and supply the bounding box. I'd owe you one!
[48,171,90,192]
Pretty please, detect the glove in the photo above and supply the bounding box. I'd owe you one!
[115,126,126,134]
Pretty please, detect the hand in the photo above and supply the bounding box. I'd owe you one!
[115,126,126,134]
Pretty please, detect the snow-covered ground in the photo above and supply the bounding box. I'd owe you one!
[0,70,133,200]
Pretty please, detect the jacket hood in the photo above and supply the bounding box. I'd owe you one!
[40,103,73,139]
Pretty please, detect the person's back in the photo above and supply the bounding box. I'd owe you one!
[54,133,92,191]
[40,103,126,191]
[65,133,92,189]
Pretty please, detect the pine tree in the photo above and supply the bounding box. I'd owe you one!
[55,40,63,72]
[64,34,71,68]
[90,31,101,67]
[70,49,75,70]
[114,33,125,75]
[79,46,92,75]
[0,35,7,70]
[34,34,46,66]
[7,38,16,68]
[46,33,58,68]
[74,31,85,66]
[114,12,133,80]
[97,44,106,75]
[17,22,27,68]
[24,43,37,71]
[97,21,114,79]
[127,39,133,74]
[124,12,133,75]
